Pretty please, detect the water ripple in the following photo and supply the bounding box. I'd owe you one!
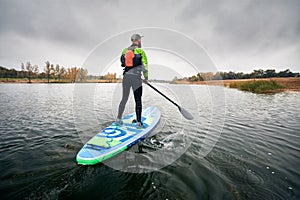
[0,83,299,199]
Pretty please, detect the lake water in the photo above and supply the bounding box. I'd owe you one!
[0,83,299,199]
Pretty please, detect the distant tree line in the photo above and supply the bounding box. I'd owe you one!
[0,61,88,83]
[102,72,116,83]
[173,69,299,82]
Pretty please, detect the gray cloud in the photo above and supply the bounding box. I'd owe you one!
[0,1,119,48]
[177,0,300,71]
[0,0,299,73]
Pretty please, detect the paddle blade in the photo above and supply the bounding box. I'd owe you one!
[178,107,194,120]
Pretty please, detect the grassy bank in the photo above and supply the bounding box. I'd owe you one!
[229,80,284,93]
[173,77,300,93]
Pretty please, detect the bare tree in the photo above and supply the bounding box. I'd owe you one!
[25,62,34,83]
[104,72,116,83]
[78,68,88,82]
[45,61,51,83]
[21,63,25,71]
[55,64,60,80]
[58,66,66,81]
[50,64,55,80]
[20,63,25,78]
[33,65,39,79]
[67,67,79,83]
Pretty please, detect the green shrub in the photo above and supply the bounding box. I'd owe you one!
[229,80,284,93]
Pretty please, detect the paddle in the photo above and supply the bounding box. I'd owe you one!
[144,81,194,120]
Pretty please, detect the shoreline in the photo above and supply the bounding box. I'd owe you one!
[0,78,122,84]
[1,77,300,92]
[173,77,300,92]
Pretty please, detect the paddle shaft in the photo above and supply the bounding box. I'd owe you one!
[146,82,180,108]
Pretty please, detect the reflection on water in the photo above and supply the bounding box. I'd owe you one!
[0,83,299,199]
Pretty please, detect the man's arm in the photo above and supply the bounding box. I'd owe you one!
[120,48,127,67]
[140,50,148,80]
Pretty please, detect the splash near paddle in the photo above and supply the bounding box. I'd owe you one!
[76,106,161,165]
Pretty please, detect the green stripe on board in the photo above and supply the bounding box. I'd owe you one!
[76,146,128,165]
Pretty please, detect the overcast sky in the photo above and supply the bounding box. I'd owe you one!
[0,0,299,77]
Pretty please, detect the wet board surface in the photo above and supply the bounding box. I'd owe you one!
[76,106,161,165]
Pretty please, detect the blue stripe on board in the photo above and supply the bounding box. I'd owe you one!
[119,135,135,142]
[123,122,148,129]
[123,114,134,119]
[86,143,107,150]
[143,107,152,116]
[101,128,127,138]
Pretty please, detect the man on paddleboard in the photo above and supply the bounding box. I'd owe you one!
[115,33,148,128]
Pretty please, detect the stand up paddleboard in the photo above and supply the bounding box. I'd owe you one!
[76,106,161,165]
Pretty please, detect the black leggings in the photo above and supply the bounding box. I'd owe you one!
[117,74,143,122]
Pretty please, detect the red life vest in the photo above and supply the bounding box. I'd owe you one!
[124,48,135,67]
